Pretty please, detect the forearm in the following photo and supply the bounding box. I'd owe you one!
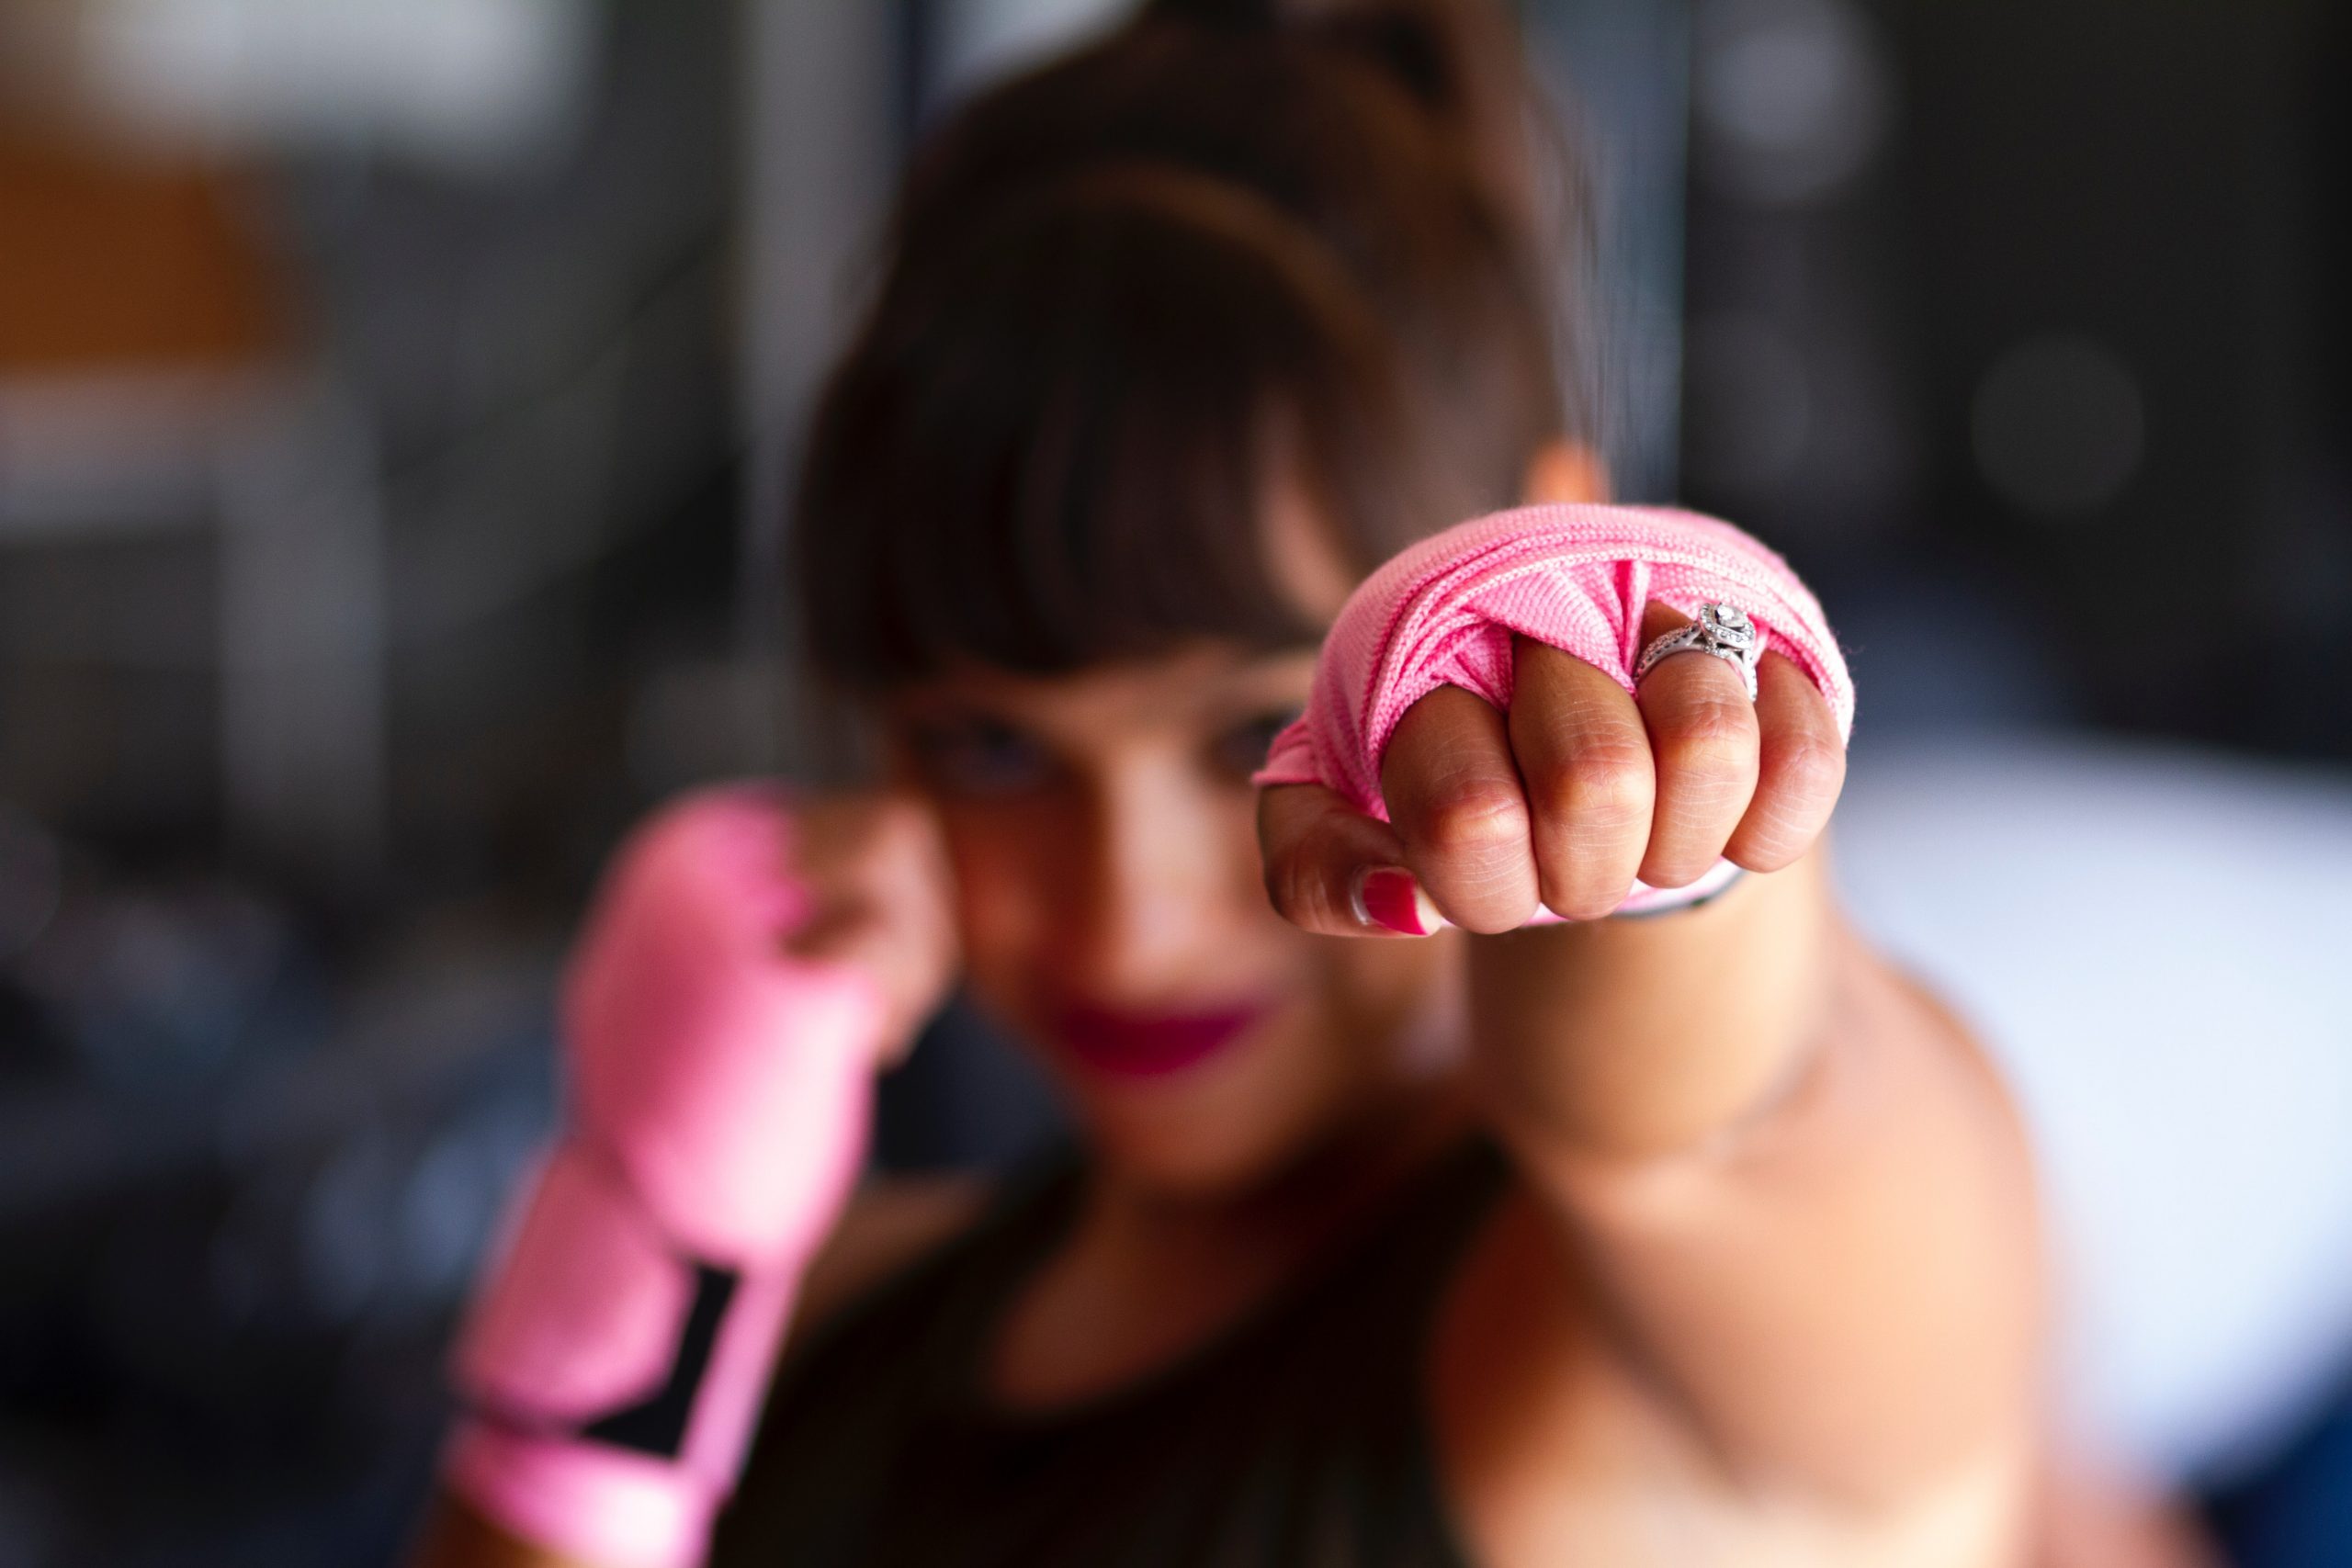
[1467,847,2048,1495]
[1258,503,2040,1497]
[1464,845,1840,1165]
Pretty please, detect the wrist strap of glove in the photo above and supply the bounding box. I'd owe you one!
[444,1141,802,1567]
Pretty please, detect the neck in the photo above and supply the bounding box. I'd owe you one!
[1085,1078,1476,1279]
[987,1078,1476,1411]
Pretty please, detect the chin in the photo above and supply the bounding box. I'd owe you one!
[1056,1037,1372,1203]
[1079,1098,1306,1201]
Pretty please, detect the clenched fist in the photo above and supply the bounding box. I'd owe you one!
[1259,602,1847,936]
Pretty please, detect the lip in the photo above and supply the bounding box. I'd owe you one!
[1052,1001,1274,1079]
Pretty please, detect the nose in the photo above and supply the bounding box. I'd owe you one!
[1054,750,1254,1006]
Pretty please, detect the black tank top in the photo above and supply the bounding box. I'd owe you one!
[709,1135,1512,1568]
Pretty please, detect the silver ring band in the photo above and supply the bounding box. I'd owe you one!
[1634,603,1761,700]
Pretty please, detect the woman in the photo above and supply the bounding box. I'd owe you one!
[414,3,2208,1564]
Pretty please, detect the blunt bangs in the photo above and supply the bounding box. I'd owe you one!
[796,167,1422,690]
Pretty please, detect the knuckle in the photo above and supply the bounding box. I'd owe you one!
[1731,825,1804,874]
[1773,728,1849,805]
[1528,741,1654,834]
[1417,777,1531,863]
[1660,695,1759,780]
[1733,794,1819,871]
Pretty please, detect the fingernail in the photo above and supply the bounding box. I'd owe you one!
[1351,866,1444,937]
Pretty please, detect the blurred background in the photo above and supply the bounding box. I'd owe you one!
[0,0,2344,1562]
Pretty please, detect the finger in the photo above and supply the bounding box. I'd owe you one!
[787,798,957,1058]
[1724,650,1846,871]
[1508,637,1656,920]
[789,898,935,1066]
[786,801,944,967]
[1380,686,1540,934]
[1256,782,1426,937]
[1633,603,1761,888]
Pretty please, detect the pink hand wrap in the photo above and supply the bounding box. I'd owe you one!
[446,788,885,1568]
[1256,503,1855,918]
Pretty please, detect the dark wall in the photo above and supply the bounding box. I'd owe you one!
[1681,0,2347,754]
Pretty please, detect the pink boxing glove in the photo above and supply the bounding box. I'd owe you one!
[1256,503,1854,919]
[444,787,952,1568]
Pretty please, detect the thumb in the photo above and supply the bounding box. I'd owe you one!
[1257,782,1442,938]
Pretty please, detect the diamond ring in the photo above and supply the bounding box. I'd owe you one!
[1634,602,1762,700]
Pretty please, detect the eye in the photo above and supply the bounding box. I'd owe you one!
[1208,705,1304,783]
[902,716,1056,798]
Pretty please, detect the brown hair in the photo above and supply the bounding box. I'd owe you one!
[793,0,1577,689]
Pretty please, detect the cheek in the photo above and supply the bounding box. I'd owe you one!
[933,780,1399,1057]
[944,787,1287,960]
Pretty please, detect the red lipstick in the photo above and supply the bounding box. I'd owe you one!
[1053,1003,1271,1078]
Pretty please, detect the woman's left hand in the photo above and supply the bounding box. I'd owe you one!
[1258,602,1848,935]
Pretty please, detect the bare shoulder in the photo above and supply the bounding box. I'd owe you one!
[786,1174,992,1352]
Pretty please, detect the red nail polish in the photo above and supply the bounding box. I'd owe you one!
[1354,867,1441,937]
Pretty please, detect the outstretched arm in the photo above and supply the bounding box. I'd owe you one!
[1464,846,2042,1501]
[1261,601,2043,1505]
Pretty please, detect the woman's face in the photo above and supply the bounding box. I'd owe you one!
[879,481,1468,1198]
[886,642,1462,1197]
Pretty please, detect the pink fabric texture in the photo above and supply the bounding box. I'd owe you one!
[1257,503,1853,917]
[454,1145,695,1424]
[560,789,885,1267]
[447,787,885,1568]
